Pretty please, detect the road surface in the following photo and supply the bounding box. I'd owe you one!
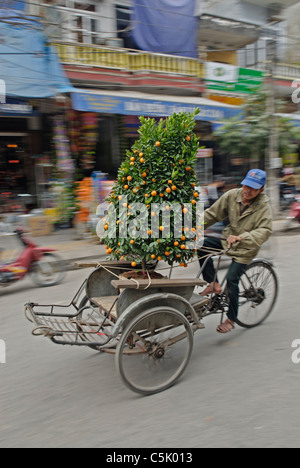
[0,233,299,448]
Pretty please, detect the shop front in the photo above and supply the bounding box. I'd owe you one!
[0,100,42,212]
[71,89,242,184]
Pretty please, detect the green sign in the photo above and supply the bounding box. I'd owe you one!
[205,64,265,94]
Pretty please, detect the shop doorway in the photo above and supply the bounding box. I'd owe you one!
[0,135,29,211]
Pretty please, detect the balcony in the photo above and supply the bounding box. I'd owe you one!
[54,42,204,78]
[198,14,260,50]
[251,61,300,81]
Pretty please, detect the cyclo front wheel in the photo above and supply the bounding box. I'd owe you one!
[236,260,278,328]
[116,306,194,396]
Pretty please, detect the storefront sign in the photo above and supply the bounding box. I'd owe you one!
[0,103,33,114]
[197,148,213,158]
[72,92,240,122]
[205,63,265,94]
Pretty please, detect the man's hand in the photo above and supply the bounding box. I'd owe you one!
[227,235,242,249]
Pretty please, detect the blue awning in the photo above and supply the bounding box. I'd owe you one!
[0,18,74,99]
[71,90,242,122]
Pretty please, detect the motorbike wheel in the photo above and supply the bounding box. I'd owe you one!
[31,253,66,287]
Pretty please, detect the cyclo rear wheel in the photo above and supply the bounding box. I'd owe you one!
[116,306,194,396]
[236,260,278,328]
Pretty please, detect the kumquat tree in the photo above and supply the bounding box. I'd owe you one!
[99,109,204,271]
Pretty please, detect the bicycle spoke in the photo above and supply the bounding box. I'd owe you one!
[237,262,278,328]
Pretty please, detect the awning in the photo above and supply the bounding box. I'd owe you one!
[0,18,74,99]
[71,89,242,122]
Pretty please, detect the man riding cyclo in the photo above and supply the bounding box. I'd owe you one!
[197,169,273,334]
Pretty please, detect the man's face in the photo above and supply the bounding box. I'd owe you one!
[242,185,263,203]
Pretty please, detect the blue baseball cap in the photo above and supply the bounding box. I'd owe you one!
[241,169,266,190]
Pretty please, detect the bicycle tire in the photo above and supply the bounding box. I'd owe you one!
[235,260,278,329]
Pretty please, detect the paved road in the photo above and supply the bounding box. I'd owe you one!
[0,233,299,448]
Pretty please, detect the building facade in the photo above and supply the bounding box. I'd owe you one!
[2,0,300,211]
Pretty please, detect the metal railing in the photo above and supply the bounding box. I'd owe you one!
[53,42,300,83]
[53,42,205,78]
[250,61,300,80]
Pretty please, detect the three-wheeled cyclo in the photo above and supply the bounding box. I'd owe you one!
[25,241,278,396]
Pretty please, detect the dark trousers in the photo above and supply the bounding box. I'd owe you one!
[198,238,247,322]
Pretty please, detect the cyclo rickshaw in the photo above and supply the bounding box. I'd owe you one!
[25,240,278,396]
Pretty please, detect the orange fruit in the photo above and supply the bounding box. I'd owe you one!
[124,185,129,190]
[147,229,152,235]
[166,187,171,194]
[127,176,132,181]
[131,261,137,267]
[193,192,199,198]
[159,226,165,231]
[139,153,144,158]
[174,241,179,247]
[155,141,161,147]
[130,239,135,245]
[151,190,157,197]
[130,157,135,162]
[168,180,172,184]
[157,256,162,261]
[186,136,191,141]
[142,172,147,178]
[185,167,191,171]
[171,185,177,191]
[180,244,186,250]
[183,207,189,214]
[165,251,170,256]
[151,254,156,259]
[130,162,135,166]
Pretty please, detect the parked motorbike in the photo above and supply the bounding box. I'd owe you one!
[280,182,298,211]
[0,228,66,288]
[284,196,300,231]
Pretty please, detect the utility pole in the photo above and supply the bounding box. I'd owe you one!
[265,32,281,219]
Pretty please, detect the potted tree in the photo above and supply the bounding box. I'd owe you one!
[101,110,202,278]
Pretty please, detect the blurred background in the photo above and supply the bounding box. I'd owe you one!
[1,0,300,236]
